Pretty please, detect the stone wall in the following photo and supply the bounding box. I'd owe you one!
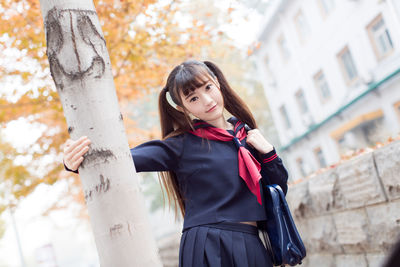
[286,140,400,267]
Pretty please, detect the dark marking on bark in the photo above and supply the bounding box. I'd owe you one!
[85,56,105,79]
[46,9,63,56]
[69,10,82,73]
[46,8,65,90]
[81,148,116,168]
[119,112,123,121]
[110,224,123,237]
[77,14,106,78]
[78,14,106,46]
[95,174,110,193]
[84,189,93,202]
[127,222,132,235]
[70,104,77,110]
[84,174,110,202]
[89,127,94,130]
[44,7,107,89]
[68,126,74,134]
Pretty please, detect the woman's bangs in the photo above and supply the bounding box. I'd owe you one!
[177,67,212,97]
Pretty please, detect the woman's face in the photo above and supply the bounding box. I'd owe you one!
[178,77,224,124]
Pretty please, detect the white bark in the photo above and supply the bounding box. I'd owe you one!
[39,1,163,266]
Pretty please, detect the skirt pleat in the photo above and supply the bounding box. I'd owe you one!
[192,226,210,267]
[243,232,257,266]
[232,231,250,267]
[181,226,198,267]
[204,227,222,267]
[219,229,234,266]
[179,222,272,267]
[179,229,187,265]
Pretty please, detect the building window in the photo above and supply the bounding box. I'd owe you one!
[294,9,311,42]
[279,105,292,129]
[277,34,291,61]
[296,158,307,177]
[264,54,272,75]
[318,0,335,16]
[367,14,394,61]
[264,55,270,68]
[313,70,331,102]
[264,54,277,89]
[337,136,347,155]
[314,147,327,168]
[295,89,309,113]
[337,46,358,84]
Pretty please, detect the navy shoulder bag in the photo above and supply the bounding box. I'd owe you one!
[258,180,307,266]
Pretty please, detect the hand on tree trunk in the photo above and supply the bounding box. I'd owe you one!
[63,136,91,172]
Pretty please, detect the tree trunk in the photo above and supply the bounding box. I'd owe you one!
[39,1,163,266]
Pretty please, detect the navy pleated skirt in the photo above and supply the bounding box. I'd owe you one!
[179,221,273,267]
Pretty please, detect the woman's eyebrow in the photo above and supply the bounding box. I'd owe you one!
[185,91,195,100]
[184,79,210,100]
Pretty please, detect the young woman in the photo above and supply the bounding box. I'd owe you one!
[63,60,288,267]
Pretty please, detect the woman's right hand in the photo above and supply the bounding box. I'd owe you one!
[63,136,91,172]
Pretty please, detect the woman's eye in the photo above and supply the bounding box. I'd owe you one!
[206,84,212,90]
[190,96,198,102]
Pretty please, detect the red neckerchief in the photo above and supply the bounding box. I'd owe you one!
[189,118,262,205]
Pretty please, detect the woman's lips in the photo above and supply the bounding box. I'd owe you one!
[206,105,217,112]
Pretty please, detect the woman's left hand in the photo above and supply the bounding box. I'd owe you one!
[246,129,274,154]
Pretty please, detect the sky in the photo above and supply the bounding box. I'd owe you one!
[0,1,267,266]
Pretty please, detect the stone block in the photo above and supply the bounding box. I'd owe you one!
[335,254,368,267]
[305,215,342,254]
[305,253,335,267]
[374,140,400,200]
[335,152,386,209]
[366,253,387,267]
[365,199,400,251]
[292,218,311,254]
[308,169,345,214]
[333,209,369,253]
[286,180,312,220]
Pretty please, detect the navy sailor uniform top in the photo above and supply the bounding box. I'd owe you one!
[64,117,289,231]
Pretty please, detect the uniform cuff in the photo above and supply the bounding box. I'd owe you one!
[63,160,79,174]
[260,147,278,164]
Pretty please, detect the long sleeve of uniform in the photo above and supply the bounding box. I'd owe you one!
[63,134,184,174]
[258,146,289,195]
[64,160,79,174]
[130,134,184,172]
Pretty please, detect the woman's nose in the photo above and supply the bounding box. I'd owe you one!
[202,93,213,104]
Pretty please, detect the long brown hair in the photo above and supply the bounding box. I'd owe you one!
[158,59,258,219]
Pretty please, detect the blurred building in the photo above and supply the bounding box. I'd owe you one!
[254,0,400,181]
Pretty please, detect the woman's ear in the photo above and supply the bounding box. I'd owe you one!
[176,105,184,113]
